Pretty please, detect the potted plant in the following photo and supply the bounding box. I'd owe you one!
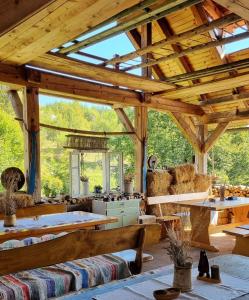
[124,173,134,194]
[80,175,89,196]
[94,185,102,194]
[165,219,192,292]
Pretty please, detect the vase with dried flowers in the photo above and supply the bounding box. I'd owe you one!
[80,175,89,196]
[124,173,134,194]
[165,212,192,292]
[1,169,22,227]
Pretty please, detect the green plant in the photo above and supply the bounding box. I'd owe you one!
[80,175,89,182]
[94,185,102,193]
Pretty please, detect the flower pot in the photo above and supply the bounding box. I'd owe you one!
[124,181,133,194]
[82,181,89,196]
[173,263,192,292]
[4,214,16,227]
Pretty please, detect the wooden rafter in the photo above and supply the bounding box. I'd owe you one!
[200,92,249,106]
[30,53,175,93]
[59,0,202,54]
[106,13,240,65]
[204,122,229,152]
[213,0,249,22]
[166,58,249,83]
[160,72,249,99]
[123,31,249,71]
[127,29,166,80]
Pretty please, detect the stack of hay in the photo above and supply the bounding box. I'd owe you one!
[212,185,249,198]
[146,164,212,216]
[0,192,34,213]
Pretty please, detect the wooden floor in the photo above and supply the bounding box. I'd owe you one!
[143,233,235,271]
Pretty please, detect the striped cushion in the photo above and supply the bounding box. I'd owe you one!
[0,254,131,300]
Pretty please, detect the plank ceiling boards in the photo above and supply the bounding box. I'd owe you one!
[213,0,249,21]
[30,53,175,92]
[0,0,142,65]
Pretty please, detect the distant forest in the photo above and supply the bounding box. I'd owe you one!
[1,90,249,195]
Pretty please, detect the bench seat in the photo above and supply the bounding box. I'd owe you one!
[224,226,249,257]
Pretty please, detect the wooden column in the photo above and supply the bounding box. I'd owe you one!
[23,87,41,202]
[135,23,151,193]
[195,125,208,174]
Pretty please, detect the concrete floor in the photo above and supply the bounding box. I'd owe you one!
[143,233,235,271]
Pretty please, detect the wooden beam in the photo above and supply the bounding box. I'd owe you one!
[161,72,249,99]
[7,90,23,130]
[0,64,204,116]
[213,0,249,22]
[141,23,152,79]
[0,0,56,37]
[150,95,204,115]
[195,125,208,173]
[23,87,41,202]
[106,13,241,65]
[30,53,175,93]
[60,0,202,54]
[124,31,249,71]
[115,108,135,133]
[201,110,249,124]
[204,122,229,152]
[171,112,202,153]
[166,58,249,83]
[135,106,148,192]
[200,92,249,106]
[127,28,166,80]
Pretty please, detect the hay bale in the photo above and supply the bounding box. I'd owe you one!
[14,193,34,208]
[169,182,195,195]
[169,164,195,184]
[0,193,34,212]
[147,170,172,196]
[194,174,212,192]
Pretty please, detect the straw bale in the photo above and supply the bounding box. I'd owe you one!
[147,170,172,197]
[194,174,212,192]
[169,164,195,184]
[0,193,34,212]
[169,181,195,195]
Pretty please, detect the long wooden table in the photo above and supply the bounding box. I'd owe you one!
[0,211,118,243]
[58,254,249,299]
[171,198,249,252]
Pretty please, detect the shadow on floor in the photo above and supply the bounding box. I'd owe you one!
[143,233,235,271]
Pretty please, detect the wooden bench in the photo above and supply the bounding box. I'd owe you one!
[224,226,249,256]
[147,192,209,237]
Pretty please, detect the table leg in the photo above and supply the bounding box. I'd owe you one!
[190,207,219,252]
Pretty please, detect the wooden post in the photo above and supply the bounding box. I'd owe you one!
[23,87,41,202]
[195,125,208,174]
[134,23,151,193]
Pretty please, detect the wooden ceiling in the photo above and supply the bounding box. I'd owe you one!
[1,0,249,128]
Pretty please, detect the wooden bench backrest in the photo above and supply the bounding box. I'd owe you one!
[147,192,209,217]
[0,203,67,220]
[0,224,161,276]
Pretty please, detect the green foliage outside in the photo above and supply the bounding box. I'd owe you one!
[0,90,249,195]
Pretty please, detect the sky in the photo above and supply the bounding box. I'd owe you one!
[40,25,249,106]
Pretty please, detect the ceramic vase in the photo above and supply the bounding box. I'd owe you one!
[4,214,16,227]
[82,181,89,196]
[173,262,192,292]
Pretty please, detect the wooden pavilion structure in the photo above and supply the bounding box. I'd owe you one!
[0,0,249,199]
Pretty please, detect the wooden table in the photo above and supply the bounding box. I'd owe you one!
[58,254,249,300]
[171,198,249,252]
[0,211,118,243]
